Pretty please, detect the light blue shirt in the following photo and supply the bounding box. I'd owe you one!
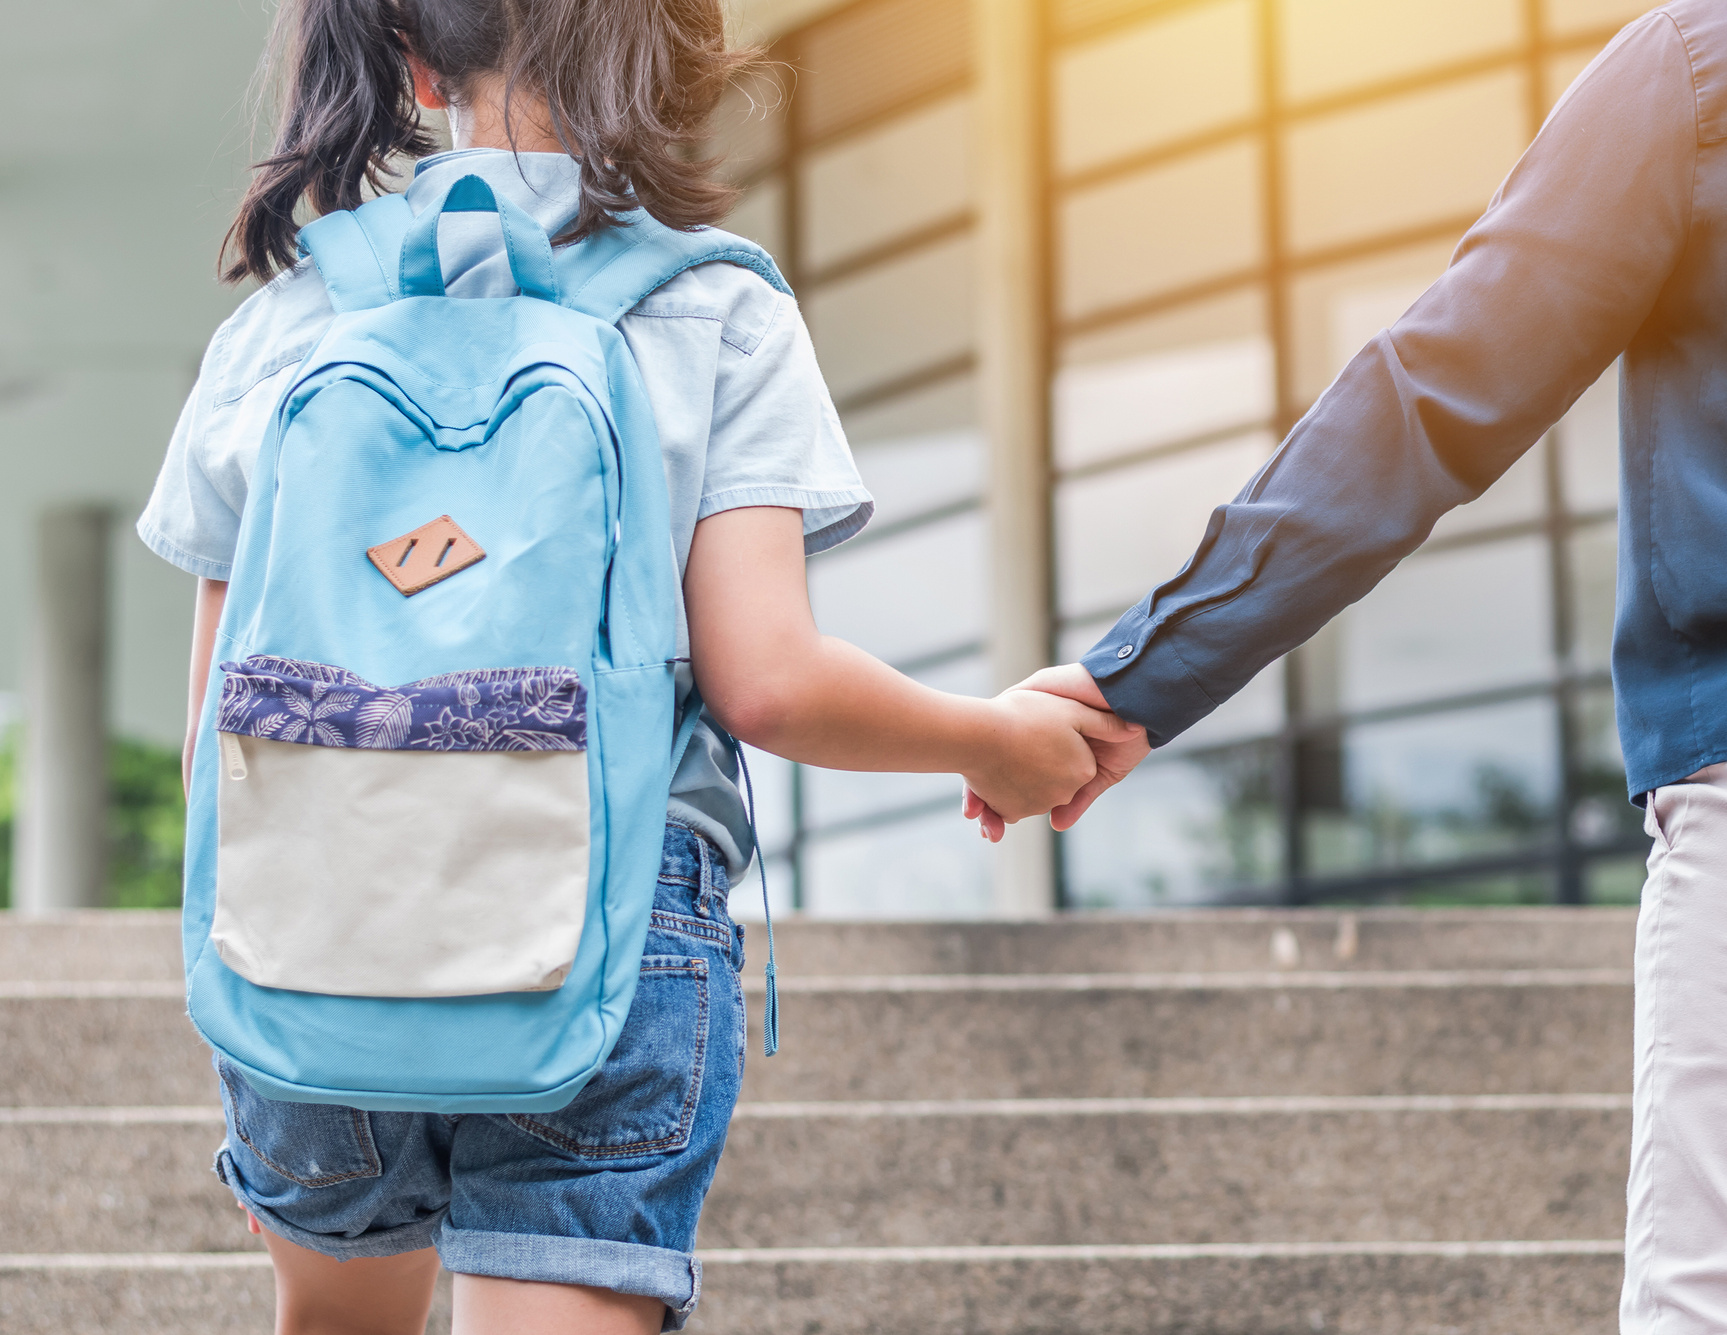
[139,148,874,876]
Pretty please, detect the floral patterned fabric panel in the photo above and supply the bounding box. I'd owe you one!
[217,656,587,752]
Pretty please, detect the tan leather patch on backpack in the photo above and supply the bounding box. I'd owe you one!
[367,515,486,596]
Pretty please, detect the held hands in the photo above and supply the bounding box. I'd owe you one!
[959,679,1146,830]
[963,664,1153,842]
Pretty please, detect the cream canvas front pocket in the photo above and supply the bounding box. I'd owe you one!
[211,656,589,998]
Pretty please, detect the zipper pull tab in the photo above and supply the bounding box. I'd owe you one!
[218,732,248,781]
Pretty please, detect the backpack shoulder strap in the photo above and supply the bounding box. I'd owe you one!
[296,195,415,313]
[554,212,792,324]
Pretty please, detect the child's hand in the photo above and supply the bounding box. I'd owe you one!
[961,689,1142,823]
[964,665,1152,841]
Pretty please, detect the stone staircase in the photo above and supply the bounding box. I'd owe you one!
[0,908,1634,1333]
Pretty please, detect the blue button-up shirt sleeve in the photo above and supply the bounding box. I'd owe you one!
[1082,9,1700,746]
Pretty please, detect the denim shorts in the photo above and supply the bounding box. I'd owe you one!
[212,824,746,1331]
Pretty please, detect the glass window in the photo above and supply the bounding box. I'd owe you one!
[1057,612,1121,667]
[1543,45,1605,114]
[1571,685,1643,848]
[803,808,991,916]
[1061,610,1287,749]
[851,429,983,527]
[1327,276,1433,371]
[1054,431,1275,621]
[1585,855,1645,905]
[800,95,972,272]
[1281,0,1521,103]
[722,176,787,260]
[1287,240,1455,403]
[729,746,797,922]
[728,856,797,920]
[1568,519,1616,673]
[709,69,787,185]
[1543,0,1657,38]
[737,744,796,860]
[801,765,964,835]
[1054,337,1274,472]
[801,655,988,829]
[1062,739,1283,908]
[1060,141,1264,320]
[1304,698,1560,876]
[1559,366,1618,514]
[807,510,986,665]
[796,0,970,144]
[804,235,974,403]
[1283,70,1528,255]
[1372,870,1556,906]
[1065,286,1267,357]
[1336,536,1554,712]
[1054,0,1257,176]
[1176,661,1288,753]
[843,374,976,447]
[1426,443,1546,542]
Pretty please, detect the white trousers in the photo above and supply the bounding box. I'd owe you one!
[1623,771,1727,1332]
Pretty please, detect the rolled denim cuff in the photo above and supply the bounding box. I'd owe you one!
[214,1145,446,1260]
[436,1223,702,1331]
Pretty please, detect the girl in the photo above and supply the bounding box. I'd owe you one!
[138,2,1139,1332]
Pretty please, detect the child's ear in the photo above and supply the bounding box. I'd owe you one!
[405,52,448,111]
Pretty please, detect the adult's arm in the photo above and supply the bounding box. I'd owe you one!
[1081,11,1698,744]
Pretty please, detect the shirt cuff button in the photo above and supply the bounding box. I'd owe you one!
[1116,644,1134,659]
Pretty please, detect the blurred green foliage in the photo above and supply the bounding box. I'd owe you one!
[0,734,184,910]
[108,739,185,908]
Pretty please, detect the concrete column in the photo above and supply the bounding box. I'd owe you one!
[15,507,111,914]
[973,0,1056,916]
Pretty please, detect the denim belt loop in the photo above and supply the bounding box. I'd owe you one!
[692,832,719,920]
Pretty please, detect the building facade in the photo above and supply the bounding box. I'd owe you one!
[0,0,1659,914]
[720,0,1657,915]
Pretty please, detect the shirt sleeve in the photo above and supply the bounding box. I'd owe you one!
[135,342,244,581]
[699,288,875,555]
[1082,10,1700,744]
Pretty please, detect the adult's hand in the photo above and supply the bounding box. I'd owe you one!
[962,664,1151,842]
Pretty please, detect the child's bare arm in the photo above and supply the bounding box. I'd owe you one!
[685,507,1140,823]
[183,578,228,795]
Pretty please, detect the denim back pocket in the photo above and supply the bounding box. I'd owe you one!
[507,955,709,1159]
[217,1058,382,1188]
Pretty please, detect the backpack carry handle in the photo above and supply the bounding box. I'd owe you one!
[399,174,560,303]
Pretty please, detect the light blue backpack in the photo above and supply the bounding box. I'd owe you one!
[182,174,784,1114]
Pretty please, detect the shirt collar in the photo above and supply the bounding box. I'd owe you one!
[407,149,585,237]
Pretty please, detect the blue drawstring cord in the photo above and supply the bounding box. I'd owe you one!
[731,742,779,1057]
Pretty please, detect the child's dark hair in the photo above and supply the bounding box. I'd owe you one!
[223,0,750,284]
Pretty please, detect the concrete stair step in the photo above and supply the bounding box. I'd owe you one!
[0,996,215,1107]
[0,1098,1628,1253]
[0,1260,451,1335]
[701,1097,1630,1248]
[0,1246,1621,1334]
[0,1260,275,1335]
[0,912,1634,1333]
[0,908,1636,983]
[0,913,182,983]
[746,909,1636,977]
[740,974,1631,1102]
[0,1114,243,1255]
[0,972,1631,1107]
[687,1245,1624,1334]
